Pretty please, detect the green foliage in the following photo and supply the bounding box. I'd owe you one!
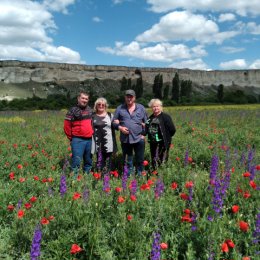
[172,72,180,103]
[153,74,163,99]
[217,84,224,103]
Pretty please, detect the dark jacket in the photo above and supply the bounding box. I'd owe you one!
[146,112,176,148]
[64,105,93,140]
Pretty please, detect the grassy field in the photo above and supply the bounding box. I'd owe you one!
[0,105,259,260]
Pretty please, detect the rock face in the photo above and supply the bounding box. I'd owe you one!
[0,60,260,99]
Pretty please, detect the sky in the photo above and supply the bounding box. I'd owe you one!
[1,0,260,71]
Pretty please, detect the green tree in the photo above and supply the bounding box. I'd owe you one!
[134,69,143,98]
[120,76,128,91]
[217,84,224,103]
[172,72,180,103]
[163,84,170,100]
[153,74,163,99]
[180,80,192,103]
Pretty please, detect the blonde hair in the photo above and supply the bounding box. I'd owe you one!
[94,97,108,112]
[148,99,163,109]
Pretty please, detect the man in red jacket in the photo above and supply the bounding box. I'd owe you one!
[64,91,93,175]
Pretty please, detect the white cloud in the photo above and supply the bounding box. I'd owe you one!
[43,0,76,14]
[169,58,210,70]
[249,59,260,69]
[0,0,83,63]
[219,46,245,54]
[246,22,260,35]
[218,13,236,22]
[136,11,238,44]
[92,16,103,23]
[97,41,207,63]
[146,0,260,16]
[219,59,247,69]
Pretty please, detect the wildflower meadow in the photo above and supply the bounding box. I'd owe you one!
[0,105,259,260]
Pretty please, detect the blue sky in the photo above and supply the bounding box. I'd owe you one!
[1,0,260,70]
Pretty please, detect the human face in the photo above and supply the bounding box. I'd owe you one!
[152,103,162,116]
[125,95,136,106]
[77,94,89,108]
[96,102,106,112]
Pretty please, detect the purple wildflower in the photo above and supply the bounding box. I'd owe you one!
[150,232,161,260]
[103,173,110,194]
[130,179,137,196]
[209,155,219,188]
[17,199,22,209]
[30,224,42,260]
[188,186,193,201]
[253,211,260,245]
[82,186,90,204]
[247,148,255,171]
[154,179,164,199]
[97,148,102,171]
[59,174,67,197]
[184,149,189,166]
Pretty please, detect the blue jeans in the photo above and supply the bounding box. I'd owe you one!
[121,139,145,175]
[71,137,92,174]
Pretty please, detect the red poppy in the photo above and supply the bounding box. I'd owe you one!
[239,221,249,232]
[249,180,257,190]
[77,175,82,181]
[19,177,26,183]
[127,215,133,221]
[181,215,192,223]
[117,196,125,203]
[7,205,15,211]
[47,177,53,182]
[188,157,193,163]
[110,170,119,178]
[184,209,191,215]
[140,183,150,191]
[151,170,158,175]
[48,215,55,221]
[73,192,81,200]
[41,217,50,225]
[130,195,137,201]
[256,165,260,170]
[13,144,18,148]
[143,160,149,166]
[171,182,178,190]
[231,205,239,213]
[231,167,235,173]
[70,244,83,254]
[242,257,250,260]
[30,196,37,203]
[185,181,194,188]
[180,193,189,200]
[17,210,25,219]
[176,157,180,161]
[160,243,168,250]
[17,164,23,169]
[243,191,251,199]
[24,203,32,209]
[9,172,15,180]
[115,187,122,193]
[224,240,234,249]
[93,172,101,180]
[221,242,229,253]
[243,172,251,177]
[33,176,39,181]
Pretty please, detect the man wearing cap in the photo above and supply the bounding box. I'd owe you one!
[113,89,147,176]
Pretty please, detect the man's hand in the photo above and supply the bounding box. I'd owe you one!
[119,126,129,135]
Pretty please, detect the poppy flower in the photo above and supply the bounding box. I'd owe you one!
[221,242,229,253]
[70,244,83,254]
[127,215,133,221]
[93,172,101,180]
[256,165,260,170]
[33,176,39,181]
[249,180,257,190]
[185,181,194,188]
[171,182,178,190]
[30,196,37,203]
[130,195,137,202]
[184,209,191,215]
[143,160,149,166]
[243,191,251,199]
[72,192,81,200]
[160,243,168,250]
[17,210,25,219]
[41,217,50,225]
[239,221,249,232]
[115,187,122,193]
[48,215,55,221]
[24,203,32,209]
[231,167,235,173]
[225,239,235,248]
[188,157,193,163]
[181,215,192,223]
[7,205,15,211]
[231,205,239,213]
[9,172,15,180]
[17,164,23,169]
[140,183,150,191]
[117,196,125,203]
[19,177,26,183]
[242,257,250,260]
[180,193,189,200]
[176,157,180,161]
[243,172,251,177]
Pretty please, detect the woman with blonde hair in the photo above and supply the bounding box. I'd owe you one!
[146,99,176,170]
[92,97,117,172]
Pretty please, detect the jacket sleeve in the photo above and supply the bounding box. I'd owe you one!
[64,110,73,140]
[164,113,176,137]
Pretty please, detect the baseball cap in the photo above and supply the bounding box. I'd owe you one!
[125,89,136,96]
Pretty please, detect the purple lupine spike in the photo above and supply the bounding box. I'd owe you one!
[154,179,165,199]
[211,177,223,215]
[130,179,137,195]
[209,155,219,189]
[249,165,256,181]
[150,232,161,260]
[59,174,67,197]
[62,158,70,174]
[103,173,110,194]
[97,148,102,171]
[247,148,255,170]
[188,186,193,202]
[240,151,246,166]
[17,199,22,209]
[122,164,128,191]
[191,212,197,231]
[252,211,260,245]
[30,224,42,260]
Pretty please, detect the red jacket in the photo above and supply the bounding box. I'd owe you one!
[64,105,93,140]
